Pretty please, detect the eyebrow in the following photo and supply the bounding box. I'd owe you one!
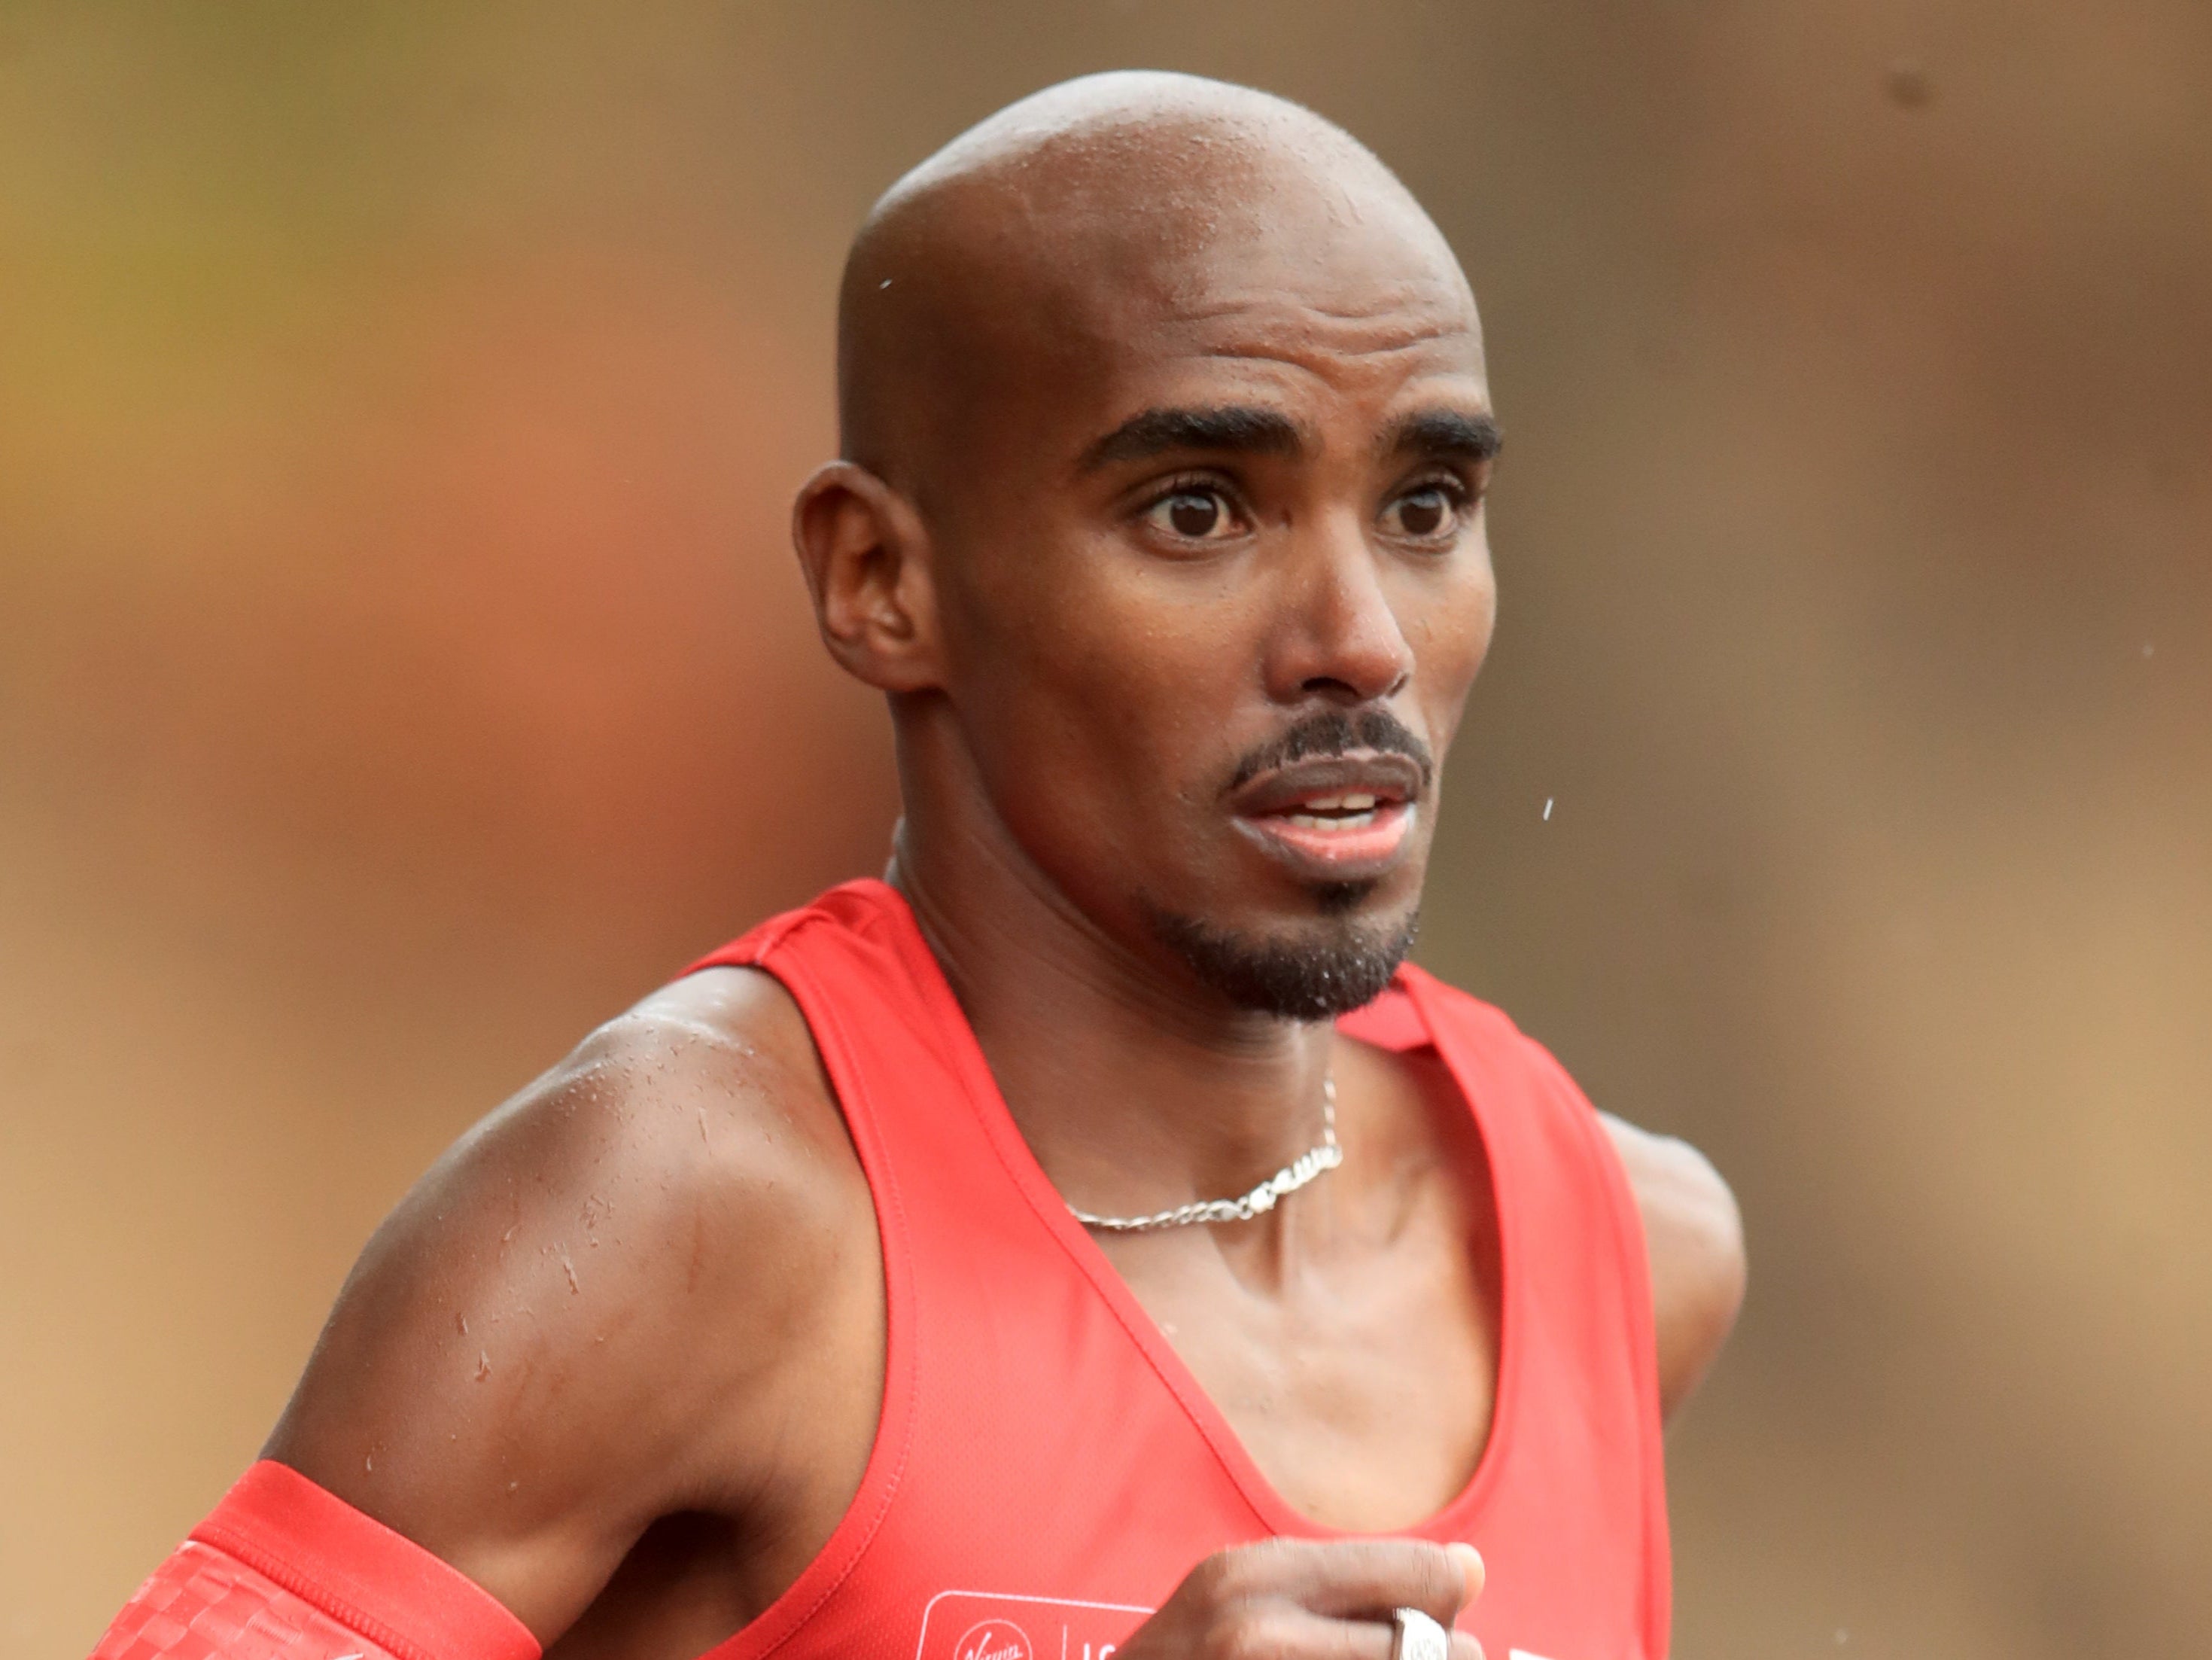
[1378,408,1503,464]
[1078,404,1307,472]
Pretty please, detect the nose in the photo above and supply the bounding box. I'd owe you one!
[1264,508,1416,705]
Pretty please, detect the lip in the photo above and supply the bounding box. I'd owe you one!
[1228,752,1425,881]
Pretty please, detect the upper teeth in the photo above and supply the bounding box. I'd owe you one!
[1304,793,1378,812]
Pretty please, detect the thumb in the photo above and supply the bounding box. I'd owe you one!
[1446,1543,1485,1613]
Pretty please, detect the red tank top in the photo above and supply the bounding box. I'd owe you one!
[686,880,1669,1660]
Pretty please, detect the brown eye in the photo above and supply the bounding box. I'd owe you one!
[1388,486,1460,541]
[1149,489,1229,539]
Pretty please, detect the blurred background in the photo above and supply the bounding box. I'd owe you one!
[3,2,2207,1655]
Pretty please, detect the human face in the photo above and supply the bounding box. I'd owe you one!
[923,220,1498,1015]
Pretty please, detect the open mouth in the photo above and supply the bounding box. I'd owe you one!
[1229,754,1424,876]
[1276,790,1395,833]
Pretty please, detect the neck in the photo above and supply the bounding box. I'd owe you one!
[885,726,1335,1223]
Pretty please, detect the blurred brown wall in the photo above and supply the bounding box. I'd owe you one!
[4,5,2207,1655]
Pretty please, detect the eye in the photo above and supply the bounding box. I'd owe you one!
[1382,481,1471,543]
[1143,485,1241,542]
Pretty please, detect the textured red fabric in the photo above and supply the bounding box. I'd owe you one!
[93,1541,404,1660]
[93,1464,538,1660]
[683,879,1672,1660]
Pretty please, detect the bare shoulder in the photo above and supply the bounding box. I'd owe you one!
[265,964,880,1640]
[1597,1113,1746,1422]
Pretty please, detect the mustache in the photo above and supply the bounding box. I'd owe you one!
[1225,708,1437,795]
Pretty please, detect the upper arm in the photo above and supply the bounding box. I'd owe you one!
[263,967,876,1645]
[1599,1113,1746,1423]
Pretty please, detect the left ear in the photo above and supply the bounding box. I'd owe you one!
[790,461,946,692]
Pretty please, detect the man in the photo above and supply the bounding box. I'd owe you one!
[96,72,1742,1660]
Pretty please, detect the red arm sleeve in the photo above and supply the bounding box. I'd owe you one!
[92,1462,540,1660]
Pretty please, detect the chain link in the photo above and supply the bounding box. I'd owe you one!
[1069,1074,1341,1232]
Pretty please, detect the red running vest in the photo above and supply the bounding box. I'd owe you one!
[685,881,1669,1660]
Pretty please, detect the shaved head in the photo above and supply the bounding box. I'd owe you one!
[837,72,1477,507]
[797,72,1496,1022]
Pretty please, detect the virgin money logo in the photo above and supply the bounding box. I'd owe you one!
[954,1619,1033,1660]
[916,1590,1147,1660]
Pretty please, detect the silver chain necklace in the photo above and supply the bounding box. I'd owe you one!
[1068,1074,1343,1233]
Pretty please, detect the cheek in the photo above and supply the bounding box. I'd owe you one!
[1405,559,1498,747]
[940,537,1237,827]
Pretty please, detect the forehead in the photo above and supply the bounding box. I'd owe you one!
[1137,275,1481,381]
[887,122,1492,485]
[1048,258,1489,468]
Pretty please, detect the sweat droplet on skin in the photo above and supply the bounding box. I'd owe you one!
[475,1352,491,1381]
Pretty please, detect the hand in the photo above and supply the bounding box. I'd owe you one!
[1117,1537,1485,1660]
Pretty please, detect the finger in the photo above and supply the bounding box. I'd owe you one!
[1446,1542,1484,1608]
[1253,1606,1485,1660]
[1228,1537,1477,1627]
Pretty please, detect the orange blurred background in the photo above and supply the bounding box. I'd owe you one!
[4,5,2207,1655]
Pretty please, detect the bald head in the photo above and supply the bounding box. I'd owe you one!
[796,75,1498,1014]
[837,72,1477,502]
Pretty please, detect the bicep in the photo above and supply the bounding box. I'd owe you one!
[263,1109,662,1642]
[264,980,870,1646]
[1599,1113,1747,1422]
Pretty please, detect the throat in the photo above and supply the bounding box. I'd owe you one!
[1091,1043,1505,1532]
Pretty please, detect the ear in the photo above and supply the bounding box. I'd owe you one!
[791,461,944,692]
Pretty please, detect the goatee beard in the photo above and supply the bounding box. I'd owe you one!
[1144,897,1419,1022]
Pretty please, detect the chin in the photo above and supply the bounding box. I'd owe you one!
[1141,887,1422,1022]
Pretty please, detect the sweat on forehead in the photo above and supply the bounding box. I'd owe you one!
[836,72,1475,491]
